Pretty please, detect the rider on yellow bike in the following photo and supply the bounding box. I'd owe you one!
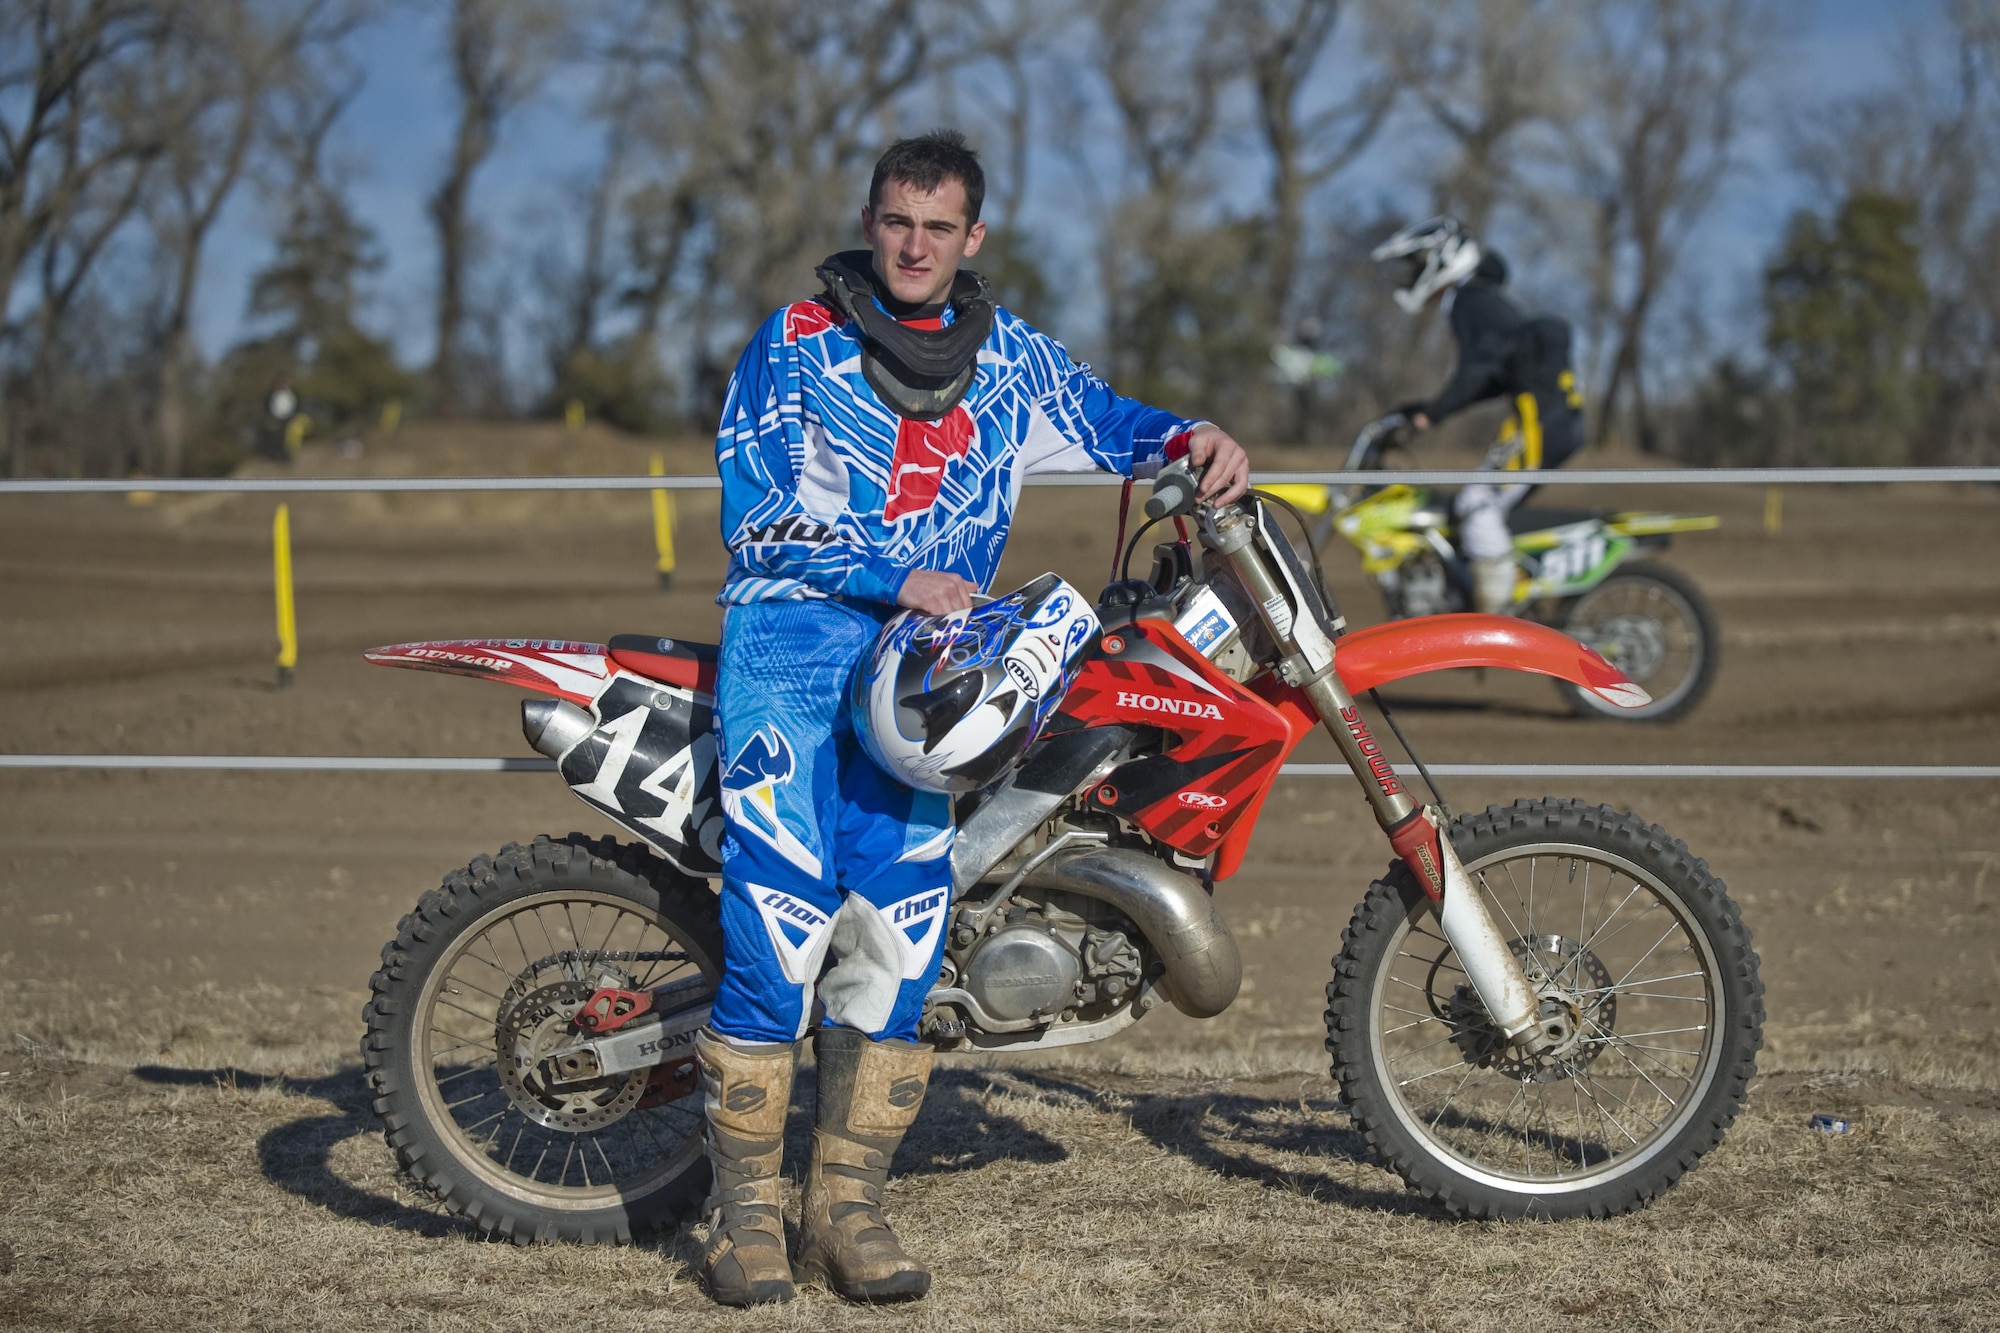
[1372,216,1585,613]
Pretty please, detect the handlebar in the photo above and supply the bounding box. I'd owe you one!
[1151,414,1405,524]
[1343,413,1409,473]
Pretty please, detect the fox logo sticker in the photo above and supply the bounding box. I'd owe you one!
[884,407,976,521]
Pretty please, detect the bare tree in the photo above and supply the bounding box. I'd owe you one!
[605,0,961,417]
[529,34,650,399]
[19,121,152,471]
[946,0,1062,229]
[148,0,363,475]
[1239,0,1392,338]
[1365,0,1575,233]
[1559,0,1770,450]
[429,0,563,415]
[1083,0,1237,401]
[0,0,178,472]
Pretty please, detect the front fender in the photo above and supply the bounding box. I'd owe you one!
[1334,613,1652,710]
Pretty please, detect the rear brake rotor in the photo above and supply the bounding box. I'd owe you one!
[494,979,646,1131]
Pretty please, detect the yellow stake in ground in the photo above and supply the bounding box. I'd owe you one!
[274,503,298,687]
[650,453,677,589]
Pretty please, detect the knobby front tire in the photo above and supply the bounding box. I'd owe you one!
[361,833,723,1244]
[1326,799,1763,1220]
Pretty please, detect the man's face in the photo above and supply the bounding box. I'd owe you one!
[861,176,986,308]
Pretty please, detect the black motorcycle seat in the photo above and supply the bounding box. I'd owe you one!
[1504,506,1604,534]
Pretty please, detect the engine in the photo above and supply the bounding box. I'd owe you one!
[945,891,1145,1028]
[925,833,1242,1048]
[1387,554,1457,618]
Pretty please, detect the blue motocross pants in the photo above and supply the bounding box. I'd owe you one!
[708,598,954,1044]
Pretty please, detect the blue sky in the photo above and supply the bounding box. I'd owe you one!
[189,0,1943,370]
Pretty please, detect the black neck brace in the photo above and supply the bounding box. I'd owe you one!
[814,250,995,420]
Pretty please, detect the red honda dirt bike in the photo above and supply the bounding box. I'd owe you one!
[359,459,1763,1245]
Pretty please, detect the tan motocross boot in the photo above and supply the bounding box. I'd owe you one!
[794,1025,933,1302]
[694,1028,797,1306]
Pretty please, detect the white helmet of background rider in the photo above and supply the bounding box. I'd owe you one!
[853,573,1100,795]
[1372,215,1482,314]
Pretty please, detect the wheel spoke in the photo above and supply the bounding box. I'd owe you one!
[1475,867,1528,946]
[433,994,496,1025]
[1384,1030,1464,1064]
[1396,950,1463,973]
[433,1059,497,1088]
[444,974,507,1004]
[1610,926,1684,989]
[1397,1060,1475,1090]
[1573,880,1644,960]
[1426,1060,1483,1130]
[1597,1039,1686,1114]
[428,1035,492,1062]
[1590,1024,1708,1041]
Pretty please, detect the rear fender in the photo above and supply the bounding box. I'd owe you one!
[1334,613,1652,710]
[364,638,724,873]
[363,639,612,703]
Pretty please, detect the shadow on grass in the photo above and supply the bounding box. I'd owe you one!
[135,1063,468,1238]
[132,1061,1067,1241]
[876,1066,1070,1178]
[1005,1070,1443,1216]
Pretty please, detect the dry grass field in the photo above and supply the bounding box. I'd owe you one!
[3,423,1998,1330]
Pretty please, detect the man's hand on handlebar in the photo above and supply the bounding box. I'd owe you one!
[1184,423,1250,504]
[897,569,976,617]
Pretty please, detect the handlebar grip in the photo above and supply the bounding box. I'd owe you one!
[1145,458,1205,521]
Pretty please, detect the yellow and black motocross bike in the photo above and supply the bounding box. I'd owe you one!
[1265,417,1721,722]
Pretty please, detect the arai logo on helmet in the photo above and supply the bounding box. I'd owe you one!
[1004,657,1041,699]
[1116,690,1224,720]
[1178,791,1228,811]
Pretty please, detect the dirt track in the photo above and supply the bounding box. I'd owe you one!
[3,424,1998,1328]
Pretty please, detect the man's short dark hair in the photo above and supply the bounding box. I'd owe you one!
[869,129,985,223]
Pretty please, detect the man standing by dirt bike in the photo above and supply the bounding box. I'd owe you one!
[698,129,1250,1306]
[1372,216,1586,614]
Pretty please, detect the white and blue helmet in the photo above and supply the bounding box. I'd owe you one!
[854,574,1100,794]
[1372,215,1482,314]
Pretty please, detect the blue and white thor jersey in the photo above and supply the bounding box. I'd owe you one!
[716,298,1198,605]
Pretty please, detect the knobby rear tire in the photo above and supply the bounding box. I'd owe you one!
[1325,799,1764,1220]
[361,833,723,1245]
[1557,561,1720,723]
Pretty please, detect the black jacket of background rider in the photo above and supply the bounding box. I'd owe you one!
[1407,252,1580,467]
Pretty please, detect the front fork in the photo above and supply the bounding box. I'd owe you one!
[1209,506,1553,1053]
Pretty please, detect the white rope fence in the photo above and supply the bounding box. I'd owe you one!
[3,755,1995,780]
[4,466,2000,494]
[2,464,1991,783]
